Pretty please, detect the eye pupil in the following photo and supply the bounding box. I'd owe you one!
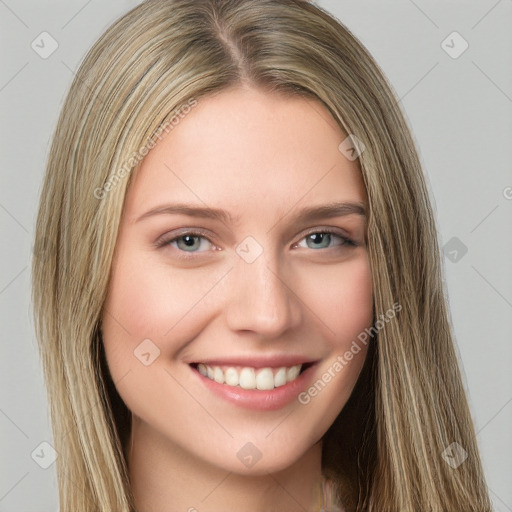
[311,233,327,243]
[183,235,196,247]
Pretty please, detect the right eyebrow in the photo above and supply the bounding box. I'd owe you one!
[135,203,239,225]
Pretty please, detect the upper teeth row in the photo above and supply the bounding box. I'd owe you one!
[197,364,302,390]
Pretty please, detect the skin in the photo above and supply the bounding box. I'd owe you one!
[101,85,374,512]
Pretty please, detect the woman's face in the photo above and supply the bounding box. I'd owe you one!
[102,85,373,475]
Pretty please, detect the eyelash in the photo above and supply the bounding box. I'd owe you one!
[155,227,357,258]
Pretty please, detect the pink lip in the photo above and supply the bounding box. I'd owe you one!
[190,362,319,411]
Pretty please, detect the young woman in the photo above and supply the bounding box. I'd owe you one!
[32,0,492,510]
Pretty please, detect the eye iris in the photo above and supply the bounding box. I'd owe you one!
[307,233,330,249]
[178,235,200,251]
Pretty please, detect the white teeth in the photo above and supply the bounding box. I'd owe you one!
[286,365,301,381]
[239,368,256,389]
[198,363,207,377]
[224,367,239,386]
[196,364,304,389]
[213,367,224,384]
[256,368,274,390]
[274,367,287,387]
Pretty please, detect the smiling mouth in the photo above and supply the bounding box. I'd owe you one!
[190,362,313,390]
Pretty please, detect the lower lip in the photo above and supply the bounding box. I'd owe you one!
[190,364,318,411]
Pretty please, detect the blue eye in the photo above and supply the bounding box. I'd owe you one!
[166,233,214,253]
[156,228,356,256]
[296,230,356,250]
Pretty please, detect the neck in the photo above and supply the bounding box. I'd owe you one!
[126,416,325,512]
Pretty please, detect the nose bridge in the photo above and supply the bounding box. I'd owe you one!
[225,242,301,336]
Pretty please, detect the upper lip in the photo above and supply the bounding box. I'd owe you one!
[188,355,319,369]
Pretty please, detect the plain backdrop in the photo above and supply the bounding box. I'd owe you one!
[1,1,511,510]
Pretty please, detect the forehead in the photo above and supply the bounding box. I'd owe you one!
[124,85,366,222]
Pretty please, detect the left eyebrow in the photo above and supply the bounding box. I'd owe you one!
[288,201,366,224]
[266,200,366,233]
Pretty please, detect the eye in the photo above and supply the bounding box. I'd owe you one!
[294,229,356,250]
[156,230,217,254]
[155,228,357,256]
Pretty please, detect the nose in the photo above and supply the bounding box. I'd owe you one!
[225,250,302,338]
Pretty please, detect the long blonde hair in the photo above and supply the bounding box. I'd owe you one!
[32,0,492,510]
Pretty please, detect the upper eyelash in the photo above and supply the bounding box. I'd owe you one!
[155,228,356,254]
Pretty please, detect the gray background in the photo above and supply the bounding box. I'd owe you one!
[1,0,511,510]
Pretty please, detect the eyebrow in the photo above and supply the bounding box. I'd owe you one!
[135,201,366,226]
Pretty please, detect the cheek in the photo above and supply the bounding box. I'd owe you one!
[339,257,374,341]
[299,252,373,343]
[100,251,222,422]
[102,251,225,358]
[327,255,373,388]
[292,254,373,417]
